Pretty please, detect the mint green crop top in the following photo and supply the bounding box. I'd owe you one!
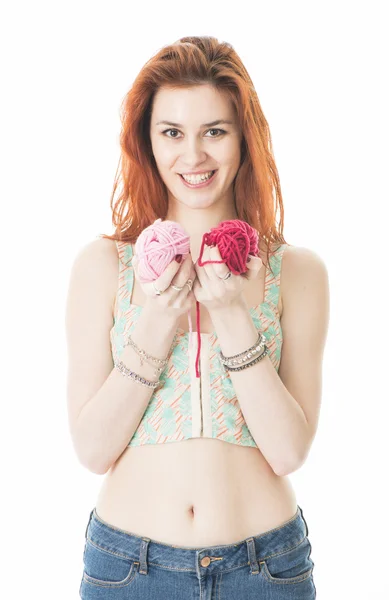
[110,241,287,448]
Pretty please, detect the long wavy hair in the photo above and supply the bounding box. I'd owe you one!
[100,36,288,271]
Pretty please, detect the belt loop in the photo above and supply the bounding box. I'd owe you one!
[246,537,260,575]
[84,508,94,539]
[139,537,151,575]
[299,505,309,537]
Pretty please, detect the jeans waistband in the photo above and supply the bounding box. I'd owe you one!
[84,505,309,577]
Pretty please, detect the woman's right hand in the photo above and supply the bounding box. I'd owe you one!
[131,253,197,319]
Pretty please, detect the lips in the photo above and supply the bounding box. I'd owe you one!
[180,170,216,176]
[178,170,217,187]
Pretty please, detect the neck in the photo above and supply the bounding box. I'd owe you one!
[165,196,238,261]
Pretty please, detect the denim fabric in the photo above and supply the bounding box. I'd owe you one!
[80,504,316,599]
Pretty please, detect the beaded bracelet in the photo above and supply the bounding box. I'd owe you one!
[114,360,162,390]
[219,329,263,361]
[224,345,269,373]
[219,330,267,369]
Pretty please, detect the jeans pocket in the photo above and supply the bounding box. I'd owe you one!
[259,536,314,585]
[83,538,139,588]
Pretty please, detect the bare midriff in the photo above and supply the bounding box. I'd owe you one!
[95,438,297,547]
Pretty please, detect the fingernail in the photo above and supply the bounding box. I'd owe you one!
[175,254,183,263]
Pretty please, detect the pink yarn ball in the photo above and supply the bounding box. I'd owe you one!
[134,218,190,283]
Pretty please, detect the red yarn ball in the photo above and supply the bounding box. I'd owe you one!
[199,219,259,275]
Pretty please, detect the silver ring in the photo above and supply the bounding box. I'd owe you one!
[153,281,164,296]
[171,284,184,291]
[220,271,232,281]
[185,278,193,291]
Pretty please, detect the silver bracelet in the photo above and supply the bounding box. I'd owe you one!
[124,333,173,366]
[224,344,269,372]
[219,330,267,368]
[114,360,162,390]
[126,349,166,378]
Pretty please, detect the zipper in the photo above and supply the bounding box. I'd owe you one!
[197,302,203,437]
[192,332,203,437]
[199,334,203,436]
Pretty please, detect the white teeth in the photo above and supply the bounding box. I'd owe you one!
[181,170,214,184]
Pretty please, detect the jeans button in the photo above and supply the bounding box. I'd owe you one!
[201,556,211,567]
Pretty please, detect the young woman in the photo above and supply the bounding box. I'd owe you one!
[66,35,329,599]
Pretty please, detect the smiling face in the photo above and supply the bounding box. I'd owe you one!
[149,84,242,212]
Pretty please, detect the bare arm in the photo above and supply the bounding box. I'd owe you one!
[75,308,177,474]
[65,239,195,474]
[208,246,329,476]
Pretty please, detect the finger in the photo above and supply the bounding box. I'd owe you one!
[184,288,196,308]
[206,245,240,293]
[183,268,197,297]
[194,256,209,288]
[152,254,187,291]
[185,265,197,291]
[244,254,263,280]
[171,254,196,288]
[192,277,202,301]
[207,245,231,281]
[199,245,216,280]
[171,260,196,300]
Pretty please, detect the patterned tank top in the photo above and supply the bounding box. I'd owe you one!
[110,241,287,448]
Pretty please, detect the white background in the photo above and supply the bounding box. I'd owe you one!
[1,1,387,598]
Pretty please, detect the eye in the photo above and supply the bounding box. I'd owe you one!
[206,128,226,137]
[161,128,227,139]
[162,128,181,138]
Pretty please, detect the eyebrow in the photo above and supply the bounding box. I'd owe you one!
[155,119,234,128]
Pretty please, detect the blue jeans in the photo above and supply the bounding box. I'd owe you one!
[80,505,316,599]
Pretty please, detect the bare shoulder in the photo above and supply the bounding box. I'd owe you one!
[279,244,329,317]
[74,236,118,263]
[280,244,329,298]
[69,237,119,315]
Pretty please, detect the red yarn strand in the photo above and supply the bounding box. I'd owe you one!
[195,300,201,377]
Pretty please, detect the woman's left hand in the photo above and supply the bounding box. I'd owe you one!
[193,244,263,312]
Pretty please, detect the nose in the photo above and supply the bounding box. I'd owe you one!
[180,137,208,168]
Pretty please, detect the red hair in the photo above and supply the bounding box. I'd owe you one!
[100,35,288,272]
